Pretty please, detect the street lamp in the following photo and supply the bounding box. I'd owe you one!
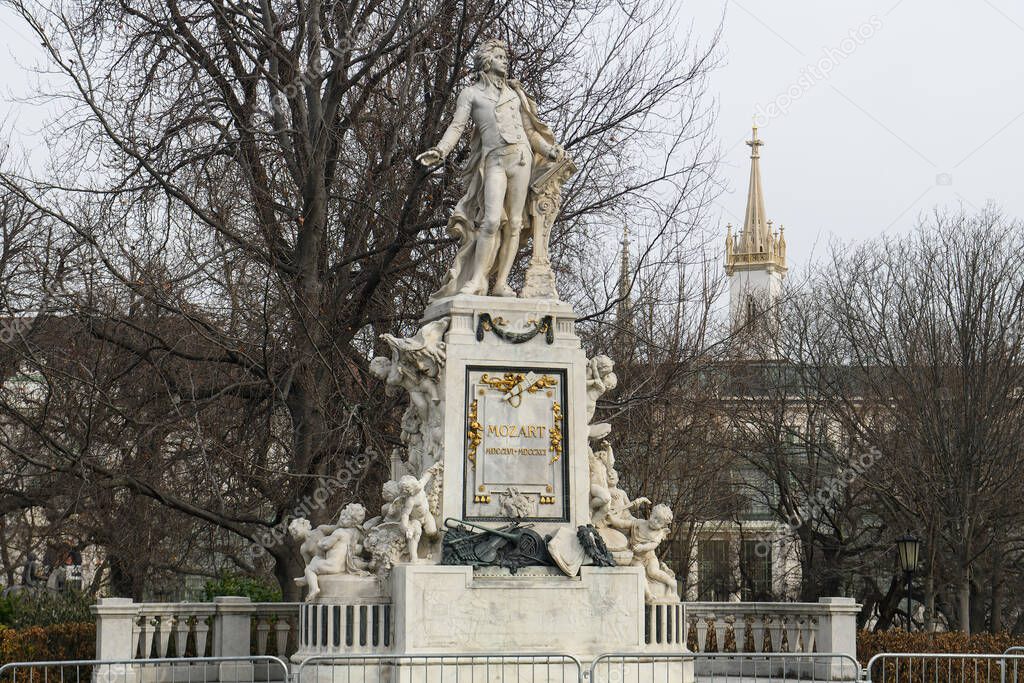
[895,533,921,632]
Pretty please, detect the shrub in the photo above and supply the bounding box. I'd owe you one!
[202,573,282,602]
[0,622,95,665]
[859,630,1024,683]
[0,592,94,629]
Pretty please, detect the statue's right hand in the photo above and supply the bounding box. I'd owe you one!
[416,148,443,166]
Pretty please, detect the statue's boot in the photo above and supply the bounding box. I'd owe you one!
[459,231,501,295]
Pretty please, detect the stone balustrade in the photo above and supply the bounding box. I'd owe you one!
[95,595,859,679]
[92,596,299,661]
[684,597,858,655]
[683,597,861,680]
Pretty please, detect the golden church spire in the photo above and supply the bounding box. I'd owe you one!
[725,126,787,277]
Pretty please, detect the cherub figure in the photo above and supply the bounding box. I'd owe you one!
[586,356,618,440]
[605,469,651,530]
[294,504,370,602]
[625,503,679,602]
[369,319,449,471]
[288,518,335,566]
[397,472,438,561]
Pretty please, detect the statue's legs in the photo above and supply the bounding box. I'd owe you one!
[458,151,509,295]
[492,145,532,297]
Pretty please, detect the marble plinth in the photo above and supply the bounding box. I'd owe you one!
[391,564,649,657]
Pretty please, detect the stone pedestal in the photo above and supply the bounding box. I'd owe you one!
[293,294,691,683]
[391,564,647,657]
[422,295,590,540]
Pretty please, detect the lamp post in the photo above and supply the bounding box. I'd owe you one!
[895,533,921,632]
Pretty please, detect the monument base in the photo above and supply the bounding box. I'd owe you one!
[294,564,692,683]
[392,564,649,658]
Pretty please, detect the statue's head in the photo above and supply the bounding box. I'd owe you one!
[608,469,619,487]
[369,355,391,381]
[288,517,312,539]
[338,503,367,527]
[650,504,673,530]
[594,355,615,377]
[398,474,422,496]
[474,39,508,77]
[382,479,401,502]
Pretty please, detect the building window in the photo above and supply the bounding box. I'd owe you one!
[746,295,758,324]
[740,540,773,601]
[735,468,776,520]
[697,540,732,600]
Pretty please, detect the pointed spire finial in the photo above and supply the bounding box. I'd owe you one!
[746,125,765,159]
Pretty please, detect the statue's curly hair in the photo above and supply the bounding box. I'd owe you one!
[474,38,508,74]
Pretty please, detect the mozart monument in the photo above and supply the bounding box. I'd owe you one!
[289,38,689,678]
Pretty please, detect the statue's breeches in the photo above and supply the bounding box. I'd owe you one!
[480,142,533,233]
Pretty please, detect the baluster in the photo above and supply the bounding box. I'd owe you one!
[784,615,799,652]
[274,618,291,656]
[682,614,690,648]
[131,613,142,659]
[695,615,709,652]
[714,615,727,653]
[158,615,174,658]
[194,615,210,657]
[659,605,669,645]
[767,616,781,652]
[140,615,156,658]
[735,616,748,653]
[256,616,271,655]
[174,614,189,657]
[804,617,817,653]
[752,616,765,653]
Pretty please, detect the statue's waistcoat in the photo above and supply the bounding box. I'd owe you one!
[477,86,528,150]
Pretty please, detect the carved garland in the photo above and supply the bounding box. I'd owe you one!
[466,399,481,467]
[476,313,554,345]
[549,401,563,464]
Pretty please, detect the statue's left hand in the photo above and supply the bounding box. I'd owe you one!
[546,144,564,161]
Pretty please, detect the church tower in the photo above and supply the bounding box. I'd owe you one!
[725,126,787,330]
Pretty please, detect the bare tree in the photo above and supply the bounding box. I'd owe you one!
[778,209,1024,633]
[0,0,720,596]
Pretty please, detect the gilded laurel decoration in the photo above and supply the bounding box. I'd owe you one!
[467,399,481,467]
[479,372,559,401]
[549,401,563,464]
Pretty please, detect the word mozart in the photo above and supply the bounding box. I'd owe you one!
[485,424,548,439]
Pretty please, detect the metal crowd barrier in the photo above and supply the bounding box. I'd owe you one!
[864,652,1024,683]
[295,653,583,683]
[0,656,290,683]
[589,651,862,683]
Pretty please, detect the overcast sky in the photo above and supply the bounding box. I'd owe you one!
[685,0,1024,270]
[0,2,1021,273]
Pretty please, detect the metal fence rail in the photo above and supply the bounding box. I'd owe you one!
[0,656,290,683]
[296,653,583,683]
[590,651,862,683]
[865,653,1024,683]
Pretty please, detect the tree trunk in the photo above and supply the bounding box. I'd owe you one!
[958,564,971,634]
[272,546,304,602]
[924,572,936,632]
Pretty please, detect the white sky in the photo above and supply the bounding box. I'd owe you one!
[0,2,1022,273]
[685,0,1024,270]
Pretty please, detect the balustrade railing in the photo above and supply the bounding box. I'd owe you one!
[92,597,300,663]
